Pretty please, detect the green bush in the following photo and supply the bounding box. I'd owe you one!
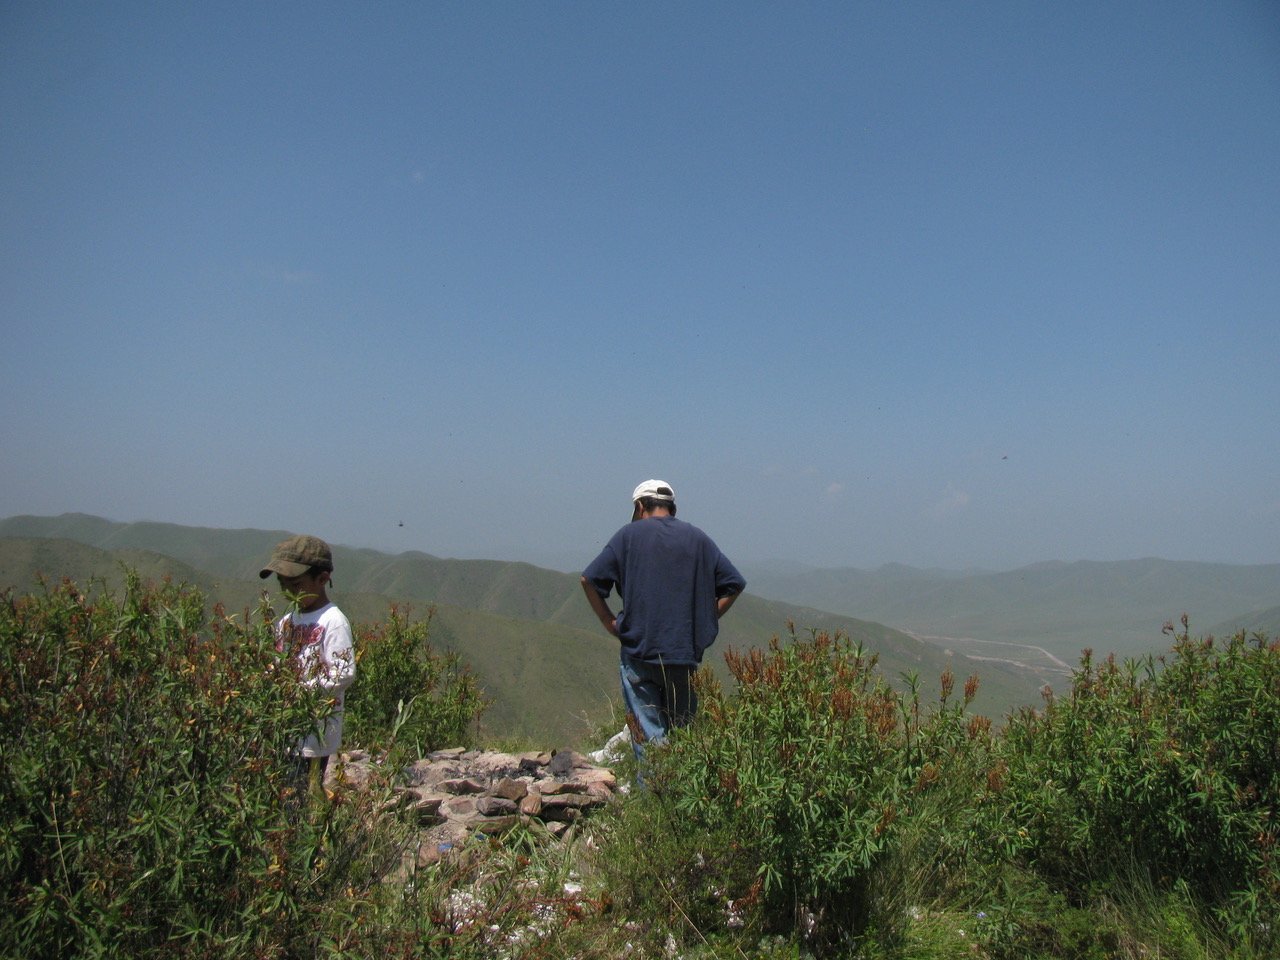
[0,574,413,959]
[609,627,993,955]
[10,567,1277,959]
[988,617,1280,945]
[602,620,1280,957]
[344,605,487,759]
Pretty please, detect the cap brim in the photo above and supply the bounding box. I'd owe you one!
[259,559,311,579]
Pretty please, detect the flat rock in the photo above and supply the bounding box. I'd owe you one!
[475,796,518,817]
[473,815,520,835]
[429,747,468,759]
[491,777,528,802]
[439,777,488,795]
[441,796,479,820]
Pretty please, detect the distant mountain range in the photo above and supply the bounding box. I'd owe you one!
[5,514,1275,744]
[1,513,1048,745]
[744,557,1280,659]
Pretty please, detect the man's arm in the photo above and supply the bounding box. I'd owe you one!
[580,575,620,637]
[716,592,740,619]
[713,548,746,620]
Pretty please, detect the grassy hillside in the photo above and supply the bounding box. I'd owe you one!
[1211,604,1280,641]
[0,513,295,576]
[0,536,616,746]
[0,536,213,594]
[0,515,1050,732]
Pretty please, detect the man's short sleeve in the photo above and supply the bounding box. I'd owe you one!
[713,549,746,598]
[582,537,622,598]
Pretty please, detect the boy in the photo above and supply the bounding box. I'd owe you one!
[259,534,356,797]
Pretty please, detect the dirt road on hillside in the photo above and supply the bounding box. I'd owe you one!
[905,631,1074,677]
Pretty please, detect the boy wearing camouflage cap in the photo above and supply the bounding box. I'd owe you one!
[260,534,356,796]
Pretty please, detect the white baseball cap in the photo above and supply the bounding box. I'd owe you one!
[631,479,675,503]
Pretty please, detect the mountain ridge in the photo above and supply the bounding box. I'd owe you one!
[0,514,1045,743]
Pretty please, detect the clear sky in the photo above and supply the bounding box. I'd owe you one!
[2,2,1278,572]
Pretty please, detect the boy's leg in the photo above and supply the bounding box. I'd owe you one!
[286,755,329,807]
[284,756,309,817]
[307,755,329,799]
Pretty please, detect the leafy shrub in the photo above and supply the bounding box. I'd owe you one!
[609,627,992,955]
[0,574,412,959]
[987,617,1280,945]
[344,605,487,759]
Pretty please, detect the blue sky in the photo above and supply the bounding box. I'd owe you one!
[2,2,1278,571]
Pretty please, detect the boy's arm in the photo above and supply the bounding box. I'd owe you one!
[311,613,356,693]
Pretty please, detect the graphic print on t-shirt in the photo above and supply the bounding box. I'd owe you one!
[279,619,325,656]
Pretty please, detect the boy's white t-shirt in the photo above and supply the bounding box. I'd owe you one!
[276,602,356,757]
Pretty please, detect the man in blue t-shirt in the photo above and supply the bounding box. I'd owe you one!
[581,479,746,765]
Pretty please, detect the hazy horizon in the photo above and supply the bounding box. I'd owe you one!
[6,509,1280,581]
[4,3,1278,572]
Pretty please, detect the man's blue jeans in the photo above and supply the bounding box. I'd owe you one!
[619,655,697,771]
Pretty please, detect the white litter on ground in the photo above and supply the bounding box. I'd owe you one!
[588,727,631,763]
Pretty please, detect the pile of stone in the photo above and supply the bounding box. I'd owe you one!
[331,746,621,868]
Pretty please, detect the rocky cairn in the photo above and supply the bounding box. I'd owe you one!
[330,747,621,869]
